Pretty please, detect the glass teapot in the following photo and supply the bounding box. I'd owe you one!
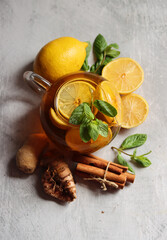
[24,71,121,154]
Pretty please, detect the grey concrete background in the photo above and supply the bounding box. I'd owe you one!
[1,0,167,239]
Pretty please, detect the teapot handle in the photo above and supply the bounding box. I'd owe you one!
[23,71,52,93]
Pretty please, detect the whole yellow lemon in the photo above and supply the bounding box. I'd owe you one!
[33,37,88,82]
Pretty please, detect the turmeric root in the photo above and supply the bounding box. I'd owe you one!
[42,153,76,202]
[16,134,48,174]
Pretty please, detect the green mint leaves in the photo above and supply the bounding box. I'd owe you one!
[69,101,117,143]
[131,149,152,167]
[96,119,108,137]
[93,34,107,61]
[117,152,135,174]
[82,34,120,75]
[93,100,117,117]
[69,103,93,125]
[121,134,147,150]
[112,133,152,172]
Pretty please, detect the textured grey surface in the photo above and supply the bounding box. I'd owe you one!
[1,0,167,239]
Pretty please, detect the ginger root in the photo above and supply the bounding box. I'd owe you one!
[42,152,76,202]
[16,134,48,174]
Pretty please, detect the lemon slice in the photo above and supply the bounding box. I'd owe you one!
[121,93,149,128]
[102,58,144,94]
[49,108,69,130]
[57,81,94,119]
[94,81,122,125]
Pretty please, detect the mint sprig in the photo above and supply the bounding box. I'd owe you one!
[88,34,120,75]
[69,100,117,143]
[111,134,152,169]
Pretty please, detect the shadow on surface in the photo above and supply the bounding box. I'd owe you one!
[6,62,67,204]
[118,128,130,136]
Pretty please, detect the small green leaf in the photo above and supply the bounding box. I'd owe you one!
[121,134,147,150]
[69,104,84,125]
[131,149,152,167]
[90,60,102,74]
[90,64,96,72]
[81,61,89,71]
[69,103,94,125]
[117,152,135,174]
[88,121,99,141]
[83,103,94,120]
[93,100,117,117]
[96,119,108,137]
[80,124,91,143]
[132,155,152,167]
[106,49,120,58]
[85,41,91,58]
[103,56,113,65]
[107,43,119,49]
[94,34,107,60]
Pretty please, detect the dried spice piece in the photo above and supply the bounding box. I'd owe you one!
[42,155,76,202]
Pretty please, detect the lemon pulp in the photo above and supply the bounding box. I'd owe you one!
[102,58,144,94]
[56,81,95,119]
[121,93,149,128]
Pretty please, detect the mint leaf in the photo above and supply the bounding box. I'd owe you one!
[121,134,147,150]
[81,59,89,71]
[107,43,119,49]
[69,104,84,125]
[83,103,94,120]
[90,63,96,72]
[93,100,117,117]
[90,60,102,72]
[85,41,91,58]
[131,149,151,167]
[69,103,94,125]
[96,119,108,137]
[103,56,113,65]
[80,124,91,143]
[94,34,107,60]
[106,49,120,58]
[132,155,152,167]
[90,65,95,72]
[117,152,135,174]
[88,121,99,141]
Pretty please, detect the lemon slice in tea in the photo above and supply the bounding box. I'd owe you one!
[56,81,95,119]
[49,108,69,130]
[94,81,122,125]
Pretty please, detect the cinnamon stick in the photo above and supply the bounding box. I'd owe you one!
[75,171,125,189]
[88,153,135,183]
[87,153,128,172]
[76,163,127,183]
[73,153,123,174]
[123,172,135,183]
